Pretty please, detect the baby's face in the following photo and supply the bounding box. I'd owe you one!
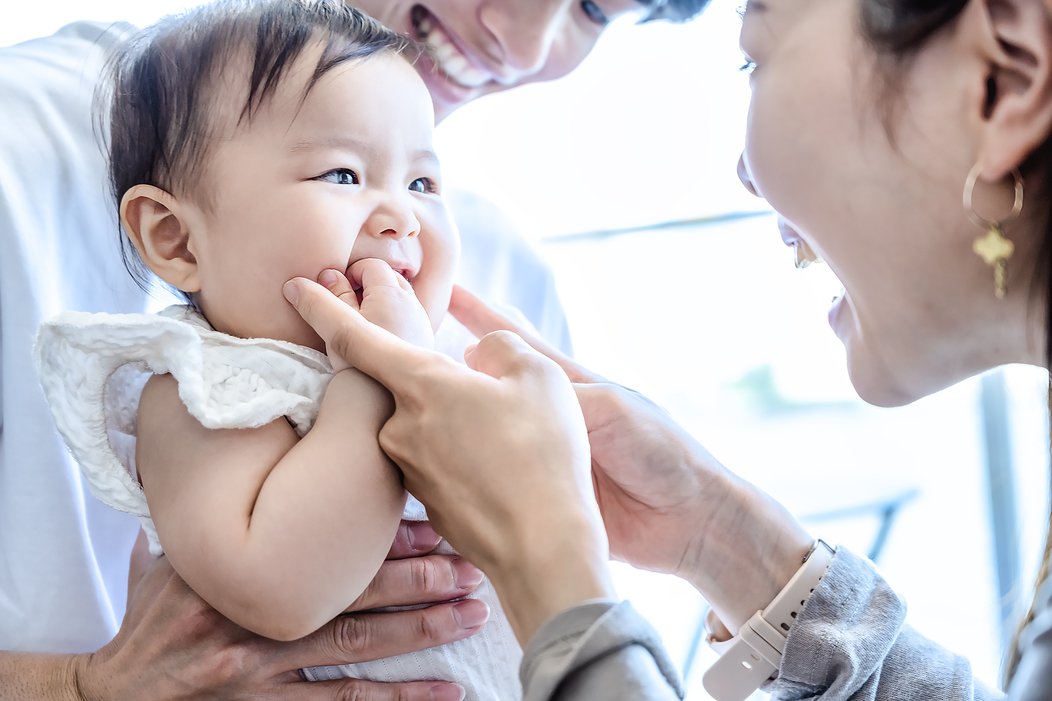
[186,50,458,352]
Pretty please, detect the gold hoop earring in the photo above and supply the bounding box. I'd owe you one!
[964,162,1024,299]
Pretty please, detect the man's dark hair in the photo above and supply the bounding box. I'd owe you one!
[639,0,711,23]
[105,0,414,292]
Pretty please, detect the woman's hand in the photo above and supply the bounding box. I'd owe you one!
[283,272,616,647]
[74,524,482,701]
[449,286,815,632]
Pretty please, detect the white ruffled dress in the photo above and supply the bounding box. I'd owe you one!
[34,305,521,699]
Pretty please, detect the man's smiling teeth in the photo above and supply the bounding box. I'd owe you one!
[413,10,491,88]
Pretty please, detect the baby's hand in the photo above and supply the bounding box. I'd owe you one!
[317,263,433,372]
[349,259,434,348]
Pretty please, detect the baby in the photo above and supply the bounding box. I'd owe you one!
[34,1,519,697]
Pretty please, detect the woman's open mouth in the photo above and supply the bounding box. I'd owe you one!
[411,5,492,89]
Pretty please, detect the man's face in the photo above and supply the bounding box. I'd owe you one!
[349,0,646,121]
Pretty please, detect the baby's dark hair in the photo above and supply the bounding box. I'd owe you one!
[105,0,415,293]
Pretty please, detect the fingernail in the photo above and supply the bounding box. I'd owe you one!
[429,683,466,701]
[452,599,489,630]
[282,280,299,305]
[452,558,484,589]
[318,268,339,288]
[406,521,441,551]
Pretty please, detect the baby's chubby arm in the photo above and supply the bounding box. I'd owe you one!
[137,263,437,642]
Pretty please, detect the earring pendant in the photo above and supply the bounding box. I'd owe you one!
[972,224,1015,299]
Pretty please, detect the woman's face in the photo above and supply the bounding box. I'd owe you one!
[349,0,646,121]
[738,0,1040,406]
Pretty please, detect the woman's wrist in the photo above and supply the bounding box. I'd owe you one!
[677,470,813,631]
[488,512,616,647]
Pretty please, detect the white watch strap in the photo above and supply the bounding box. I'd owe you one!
[702,541,834,701]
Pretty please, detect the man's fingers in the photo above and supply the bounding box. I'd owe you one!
[317,268,360,311]
[283,276,424,389]
[449,286,604,383]
[387,520,443,559]
[348,554,483,612]
[285,599,489,669]
[287,678,466,701]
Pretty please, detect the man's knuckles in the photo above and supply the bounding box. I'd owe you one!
[328,613,375,659]
[414,606,454,645]
[406,555,453,596]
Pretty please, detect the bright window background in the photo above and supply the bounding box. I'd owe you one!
[6,1,1051,696]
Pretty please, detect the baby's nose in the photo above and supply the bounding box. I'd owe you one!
[363,199,420,240]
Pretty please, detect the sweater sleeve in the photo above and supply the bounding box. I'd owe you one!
[520,600,685,701]
[766,548,1003,701]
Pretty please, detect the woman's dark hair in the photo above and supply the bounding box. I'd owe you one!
[859,0,1052,689]
[104,0,414,294]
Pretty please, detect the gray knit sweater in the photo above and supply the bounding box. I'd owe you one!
[519,548,1042,700]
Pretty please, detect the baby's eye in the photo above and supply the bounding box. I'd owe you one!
[317,168,359,185]
[409,177,437,194]
[580,0,609,26]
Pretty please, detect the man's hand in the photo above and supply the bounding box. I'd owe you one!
[85,523,484,701]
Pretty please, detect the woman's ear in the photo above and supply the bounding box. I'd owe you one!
[974,0,1052,179]
[120,184,202,293]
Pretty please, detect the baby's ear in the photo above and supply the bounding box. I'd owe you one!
[120,184,202,293]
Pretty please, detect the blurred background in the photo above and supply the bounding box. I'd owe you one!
[6,0,1050,695]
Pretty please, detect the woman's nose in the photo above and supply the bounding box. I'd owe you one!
[737,153,760,197]
[479,0,563,77]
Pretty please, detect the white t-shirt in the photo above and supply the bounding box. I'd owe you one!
[0,21,572,654]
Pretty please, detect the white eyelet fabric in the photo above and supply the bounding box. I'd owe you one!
[34,305,336,554]
[32,305,436,554]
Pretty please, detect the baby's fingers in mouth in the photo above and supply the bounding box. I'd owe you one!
[347,258,414,298]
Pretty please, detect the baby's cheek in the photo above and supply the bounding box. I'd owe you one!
[418,242,457,321]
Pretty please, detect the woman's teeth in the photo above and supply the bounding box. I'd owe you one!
[413,11,491,88]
